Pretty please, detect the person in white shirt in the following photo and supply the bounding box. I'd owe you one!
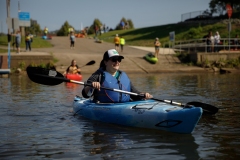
[209,32,214,52]
[214,31,221,52]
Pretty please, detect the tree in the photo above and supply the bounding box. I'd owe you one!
[127,19,134,29]
[115,17,134,30]
[57,21,73,36]
[209,0,240,15]
[25,19,41,35]
[88,18,102,35]
[115,17,126,30]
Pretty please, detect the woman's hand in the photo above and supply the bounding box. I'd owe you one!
[92,82,101,91]
[145,92,153,99]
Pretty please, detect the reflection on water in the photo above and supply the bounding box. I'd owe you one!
[79,121,200,159]
[0,73,240,159]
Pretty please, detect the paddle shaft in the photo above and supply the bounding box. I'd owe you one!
[69,80,190,108]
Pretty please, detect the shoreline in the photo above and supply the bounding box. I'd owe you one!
[1,37,240,74]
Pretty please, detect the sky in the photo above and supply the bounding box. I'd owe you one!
[0,0,210,33]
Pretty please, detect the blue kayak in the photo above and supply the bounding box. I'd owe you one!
[73,97,202,134]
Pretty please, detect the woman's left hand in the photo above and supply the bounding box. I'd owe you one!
[144,92,153,99]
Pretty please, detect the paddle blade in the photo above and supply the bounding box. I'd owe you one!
[79,60,96,68]
[27,66,66,85]
[187,101,218,115]
[86,60,95,66]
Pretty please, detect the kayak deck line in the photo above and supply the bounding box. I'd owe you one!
[155,120,183,128]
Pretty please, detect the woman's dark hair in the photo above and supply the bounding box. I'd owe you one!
[99,60,106,69]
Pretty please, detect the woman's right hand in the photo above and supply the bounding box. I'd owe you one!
[92,82,101,90]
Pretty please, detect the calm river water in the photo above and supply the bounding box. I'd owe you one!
[0,73,240,159]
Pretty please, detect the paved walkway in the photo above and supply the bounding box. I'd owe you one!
[1,37,206,74]
[37,37,206,73]
[130,46,176,54]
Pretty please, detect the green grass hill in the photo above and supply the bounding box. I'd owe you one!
[97,19,240,47]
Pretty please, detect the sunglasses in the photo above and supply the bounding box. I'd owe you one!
[109,57,122,63]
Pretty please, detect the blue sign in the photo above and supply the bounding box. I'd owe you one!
[18,12,30,21]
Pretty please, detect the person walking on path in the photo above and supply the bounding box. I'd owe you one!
[94,25,99,39]
[214,31,221,52]
[12,30,21,54]
[125,21,129,29]
[68,27,74,36]
[120,20,125,30]
[44,27,48,36]
[114,34,120,52]
[99,25,103,36]
[82,49,152,103]
[210,32,214,52]
[84,27,89,38]
[70,32,76,49]
[120,36,125,52]
[206,31,212,52]
[25,32,32,51]
[103,24,106,33]
[154,38,161,58]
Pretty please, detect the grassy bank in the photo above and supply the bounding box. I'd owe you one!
[0,36,52,53]
[93,21,240,47]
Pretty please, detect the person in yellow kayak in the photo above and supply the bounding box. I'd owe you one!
[82,49,152,103]
[63,59,81,76]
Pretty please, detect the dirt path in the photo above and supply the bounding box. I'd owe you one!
[34,37,205,74]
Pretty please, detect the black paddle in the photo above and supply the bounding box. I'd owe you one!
[26,66,218,114]
[79,60,95,68]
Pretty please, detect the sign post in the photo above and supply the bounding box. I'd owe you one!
[169,31,175,54]
[169,31,175,42]
[18,12,30,36]
[226,4,232,50]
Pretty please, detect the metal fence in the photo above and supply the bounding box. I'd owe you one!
[163,38,240,53]
[181,10,205,22]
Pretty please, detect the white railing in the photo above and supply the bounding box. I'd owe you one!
[163,38,240,53]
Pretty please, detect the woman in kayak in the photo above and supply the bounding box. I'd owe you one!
[63,59,81,76]
[82,49,152,103]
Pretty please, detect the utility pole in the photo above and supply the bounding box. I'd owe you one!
[6,0,11,69]
[226,4,233,51]
[1,21,3,34]
[18,0,21,12]
[6,0,10,34]
[18,0,25,36]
